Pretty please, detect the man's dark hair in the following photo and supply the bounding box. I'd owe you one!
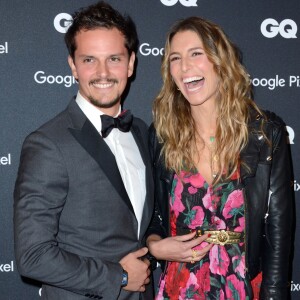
[65,1,138,60]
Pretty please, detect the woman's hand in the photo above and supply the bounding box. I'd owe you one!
[147,232,213,263]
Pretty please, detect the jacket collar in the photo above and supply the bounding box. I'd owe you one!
[66,99,134,215]
[66,99,153,239]
[131,121,154,239]
[240,109,266,182]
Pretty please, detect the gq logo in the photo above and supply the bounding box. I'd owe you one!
[286,126,295,145]
[54,13,73,33]
[261,18,297,39]
[160,0,197,7]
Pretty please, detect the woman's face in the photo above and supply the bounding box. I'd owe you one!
[169,30,219,108]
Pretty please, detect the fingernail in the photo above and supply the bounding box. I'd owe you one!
[208,234,211,237]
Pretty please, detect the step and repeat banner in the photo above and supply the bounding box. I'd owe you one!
[1,0,299,299]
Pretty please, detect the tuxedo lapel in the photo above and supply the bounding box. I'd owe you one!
[67,101,134,214]
[131,122,154,238]
[131,123,148,167]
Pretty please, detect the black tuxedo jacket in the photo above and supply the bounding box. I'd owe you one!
[14,99,154,300]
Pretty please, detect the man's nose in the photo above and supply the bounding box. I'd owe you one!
[96,61,109,77]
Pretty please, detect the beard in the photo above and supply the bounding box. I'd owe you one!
[87,78,121,109]
[88,94,120,109]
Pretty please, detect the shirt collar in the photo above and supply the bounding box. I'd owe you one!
[75,91,121,133]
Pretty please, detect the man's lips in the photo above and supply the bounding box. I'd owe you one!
[89,79,118,88]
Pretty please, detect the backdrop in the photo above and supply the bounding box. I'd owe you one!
[1,1,299,299]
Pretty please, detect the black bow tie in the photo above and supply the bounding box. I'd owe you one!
[100,110,133,138]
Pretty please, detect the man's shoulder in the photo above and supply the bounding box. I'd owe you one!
[35,107,70,135]
[132,115,149,132]
[26,99,77,141]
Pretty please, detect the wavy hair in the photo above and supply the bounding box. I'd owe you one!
[153,17,262,182]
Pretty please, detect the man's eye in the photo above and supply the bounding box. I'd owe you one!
[83,58,93,63]
[111,57,121,62]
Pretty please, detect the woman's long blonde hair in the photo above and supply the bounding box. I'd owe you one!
[153,17,261,182]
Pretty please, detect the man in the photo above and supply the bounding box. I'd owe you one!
[14,2,153,299]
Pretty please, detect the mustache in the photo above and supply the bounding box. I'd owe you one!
[89,78,118,85]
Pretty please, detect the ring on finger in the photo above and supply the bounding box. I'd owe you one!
[192,249,198,258]
[190,249,198,264]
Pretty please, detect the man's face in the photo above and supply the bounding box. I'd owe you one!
[68,28,135,115]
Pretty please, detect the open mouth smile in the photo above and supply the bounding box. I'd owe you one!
[92,82,114,89]
[90,79,118,89]
[183,76,204,91]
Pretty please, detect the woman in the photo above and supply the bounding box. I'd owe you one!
[146,17,293,299]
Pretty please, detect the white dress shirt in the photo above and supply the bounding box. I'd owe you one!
[76,92,146,237]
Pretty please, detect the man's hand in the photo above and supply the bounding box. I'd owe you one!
[119,247,150,292]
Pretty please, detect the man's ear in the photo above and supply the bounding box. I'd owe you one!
[127,52,135,78]
[68,55,78,80]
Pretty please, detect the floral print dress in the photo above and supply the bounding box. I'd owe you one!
[156,170,251,300]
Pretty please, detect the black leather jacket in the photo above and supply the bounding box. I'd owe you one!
[147,110,293,300]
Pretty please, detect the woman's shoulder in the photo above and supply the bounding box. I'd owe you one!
[249,107,286,131]
[261,110,286,127]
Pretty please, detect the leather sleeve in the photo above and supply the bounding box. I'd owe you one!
[260,113,293,299]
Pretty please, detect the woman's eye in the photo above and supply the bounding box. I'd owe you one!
[170,56,180,62]
[192,51,202,56]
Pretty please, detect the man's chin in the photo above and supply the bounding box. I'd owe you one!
[89,97,121,109]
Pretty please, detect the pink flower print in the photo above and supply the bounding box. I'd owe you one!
[164,262,190,300]
[225,274,246,299]
[222,189,244,220]
[186,172,205,188]
[179,170,188,181]
[203,188,214,211]
[170,211,177,237]
[188,186,198,194]
[195,262,210,296]
[172,199,185,218]
[188,206,204,229]
[232,255,246,278]
[194,241,210,252]
[174,176,184,199]
[172,177,185,217]
[235,216,245,232]
[203,187,221,212]
[210,216,226,230]
[155,278,166,300]
[179,272,199,300]
[219,289,225,300]
[209,245,230,276]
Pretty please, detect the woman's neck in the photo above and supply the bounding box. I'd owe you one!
[191,105,217,140]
